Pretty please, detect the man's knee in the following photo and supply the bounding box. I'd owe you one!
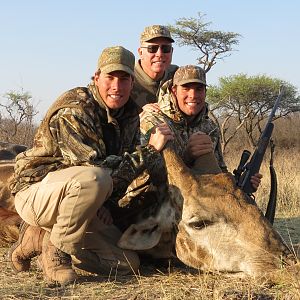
[79,167,112,190]
[89,167,112,195]
[72,167,113,207]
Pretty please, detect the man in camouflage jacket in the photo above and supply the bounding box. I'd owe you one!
[9,46,174,285]
[140,65,227,172]
[139,65,262,197]
[130,25,178,112]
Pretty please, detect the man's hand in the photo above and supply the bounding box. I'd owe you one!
[97,206,113,225]
[148,122,174,152]
[184,131,213,161]
[142,103,160,113]
[250,173,263,192]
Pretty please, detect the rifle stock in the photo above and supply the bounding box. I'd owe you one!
[237,123,274,194]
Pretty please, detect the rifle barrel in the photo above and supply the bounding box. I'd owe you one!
[266,87,284,124]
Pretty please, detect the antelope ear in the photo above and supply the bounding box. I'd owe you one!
[118,218,162,250]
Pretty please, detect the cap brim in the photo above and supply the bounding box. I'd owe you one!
[141,35,174,43]
[175,79,207,86]
[101,64,134,76]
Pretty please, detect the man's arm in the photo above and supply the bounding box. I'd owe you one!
[109,123,174,199]
[49,107,107,165]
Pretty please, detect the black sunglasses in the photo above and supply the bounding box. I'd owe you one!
[141,44,172,54]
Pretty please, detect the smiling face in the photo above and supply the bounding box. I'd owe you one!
[94,70,133,109]
[138,37,173,80]
[172,82,206,116]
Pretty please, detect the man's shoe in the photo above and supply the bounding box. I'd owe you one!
[40,232,78,285]
[8,221,45,273]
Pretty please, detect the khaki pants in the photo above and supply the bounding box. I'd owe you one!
[72,216,140,275]
[14,166,140,274]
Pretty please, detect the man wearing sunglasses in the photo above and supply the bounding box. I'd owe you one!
[131,25,178,112]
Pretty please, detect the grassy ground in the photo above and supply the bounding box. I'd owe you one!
[0,245,299,300]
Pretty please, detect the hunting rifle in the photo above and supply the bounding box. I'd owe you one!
[233,87,284,222]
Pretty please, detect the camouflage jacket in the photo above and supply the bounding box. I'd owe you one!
[131,60,178,111]
[140,80,228,172]
[10,82,162,203]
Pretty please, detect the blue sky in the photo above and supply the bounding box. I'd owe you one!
[1,0,299,121]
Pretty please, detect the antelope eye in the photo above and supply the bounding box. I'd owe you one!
[189,220,213,230]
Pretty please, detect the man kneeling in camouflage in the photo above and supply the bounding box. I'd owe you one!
[9,46,174,285]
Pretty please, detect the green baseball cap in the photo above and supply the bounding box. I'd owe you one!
[140,25,174,43]
[97,46,135,76]
[173,65,207,86]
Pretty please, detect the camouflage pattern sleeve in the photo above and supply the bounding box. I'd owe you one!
[214,136,228,172]
[49,107,106,165]
[109,144,164,200]
[139,111,166,146]
[209,126,228,172]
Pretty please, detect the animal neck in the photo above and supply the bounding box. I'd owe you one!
[192,152,222,175]
[162,147,194,187]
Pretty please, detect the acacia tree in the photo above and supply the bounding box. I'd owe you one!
[168,12,241,72]
[0,89,38,146]
[207,74,300,151]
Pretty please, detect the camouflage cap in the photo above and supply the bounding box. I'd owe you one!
[97,46,135,76]
[173,65,207,86]
[140,25,174,43]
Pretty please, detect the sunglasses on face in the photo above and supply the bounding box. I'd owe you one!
[141,44,173,54]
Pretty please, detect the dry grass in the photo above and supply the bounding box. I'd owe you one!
[225,147,300,218]
[225,144,300,219]
[0,248,299,300]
